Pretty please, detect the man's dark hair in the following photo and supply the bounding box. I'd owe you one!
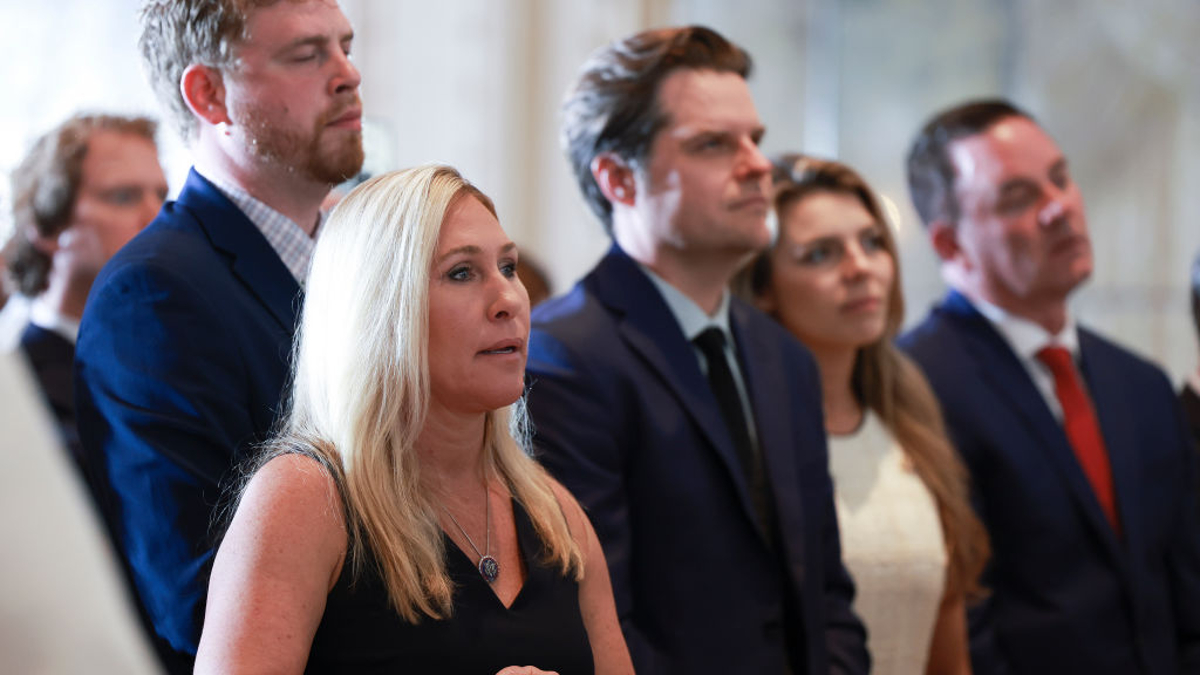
[560,25,752,233]
[905,98,1034,228]
[7,113,158,296]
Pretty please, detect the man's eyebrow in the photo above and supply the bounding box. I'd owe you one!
[673,124,766,142]
[278,30,353,54]
[280,35,328,52]
[997,177,1038,197]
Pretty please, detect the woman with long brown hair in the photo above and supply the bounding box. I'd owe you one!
[736,155,989,675]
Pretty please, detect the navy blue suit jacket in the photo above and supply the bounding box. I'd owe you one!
[526,246,868,675]
[75,170,300,673]
[899,290,1200,675]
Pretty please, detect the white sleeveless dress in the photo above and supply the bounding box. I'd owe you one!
[828,410,947,675]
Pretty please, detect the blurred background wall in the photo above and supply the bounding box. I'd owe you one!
[2,0,1197,383]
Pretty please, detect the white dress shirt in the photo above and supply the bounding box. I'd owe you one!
[970,295,1082,421]
[195,166,322,285]
[639,264,760,446]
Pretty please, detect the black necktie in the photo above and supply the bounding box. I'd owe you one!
[693,328,772,538]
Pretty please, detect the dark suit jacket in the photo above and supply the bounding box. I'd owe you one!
[75,170,300,674]
[1180,384,1200,455]
[19,323,81,465]
[899,290,1200,675]
[525,245,868,675]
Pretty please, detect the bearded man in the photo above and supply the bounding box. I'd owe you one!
[74,2,364,672]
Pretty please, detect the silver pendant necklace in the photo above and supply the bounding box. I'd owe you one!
[443,482,500,583]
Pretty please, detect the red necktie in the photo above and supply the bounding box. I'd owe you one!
[1036,346,1121,535]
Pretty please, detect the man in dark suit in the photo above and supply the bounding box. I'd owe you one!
[898,99,1200,675]
[74,1,363,671]
[7,113,167,468]
[524,26,868,675]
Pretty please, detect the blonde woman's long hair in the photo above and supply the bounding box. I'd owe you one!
[736,155,990,601]
[273,164,582,622]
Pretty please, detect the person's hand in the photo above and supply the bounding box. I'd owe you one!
[494,667,559,675]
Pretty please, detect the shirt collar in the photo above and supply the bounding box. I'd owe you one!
[638,263,733,342]
[194,165,322,284]
[969,293,1080,359]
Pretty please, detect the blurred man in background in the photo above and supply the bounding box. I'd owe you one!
[900,99,1200,675]
[7,113,166,466]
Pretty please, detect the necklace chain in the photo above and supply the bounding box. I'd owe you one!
[443,478,500,583]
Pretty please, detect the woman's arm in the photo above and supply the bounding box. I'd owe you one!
[551,481,635,675]
[195,453,348,675]
[925,582,972,675]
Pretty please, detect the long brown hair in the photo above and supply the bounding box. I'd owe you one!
[737,154,989,600]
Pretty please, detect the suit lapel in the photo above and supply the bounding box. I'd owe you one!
[174,170,302,333]
[938,292,1126,564]
[587,247,763,533]
[730,301,804,544]
[1079,330,1143,563]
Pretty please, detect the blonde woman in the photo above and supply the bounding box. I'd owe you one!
[736,155,989,675]
[195,165,633,675]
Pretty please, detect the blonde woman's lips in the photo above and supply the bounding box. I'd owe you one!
[478,338,524,356]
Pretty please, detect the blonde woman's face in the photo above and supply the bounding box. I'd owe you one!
[426,196,530,416]
[760,191,894,354]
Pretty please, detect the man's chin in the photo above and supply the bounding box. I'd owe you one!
[744,226,772,254]
[1064,259,1093,292]
[311,143,365,185]
[1039,269,1091,302]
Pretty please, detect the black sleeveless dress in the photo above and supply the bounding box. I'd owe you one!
[305,499,594,674]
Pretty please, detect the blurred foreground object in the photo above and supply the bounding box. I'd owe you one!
[0,351,159,674]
